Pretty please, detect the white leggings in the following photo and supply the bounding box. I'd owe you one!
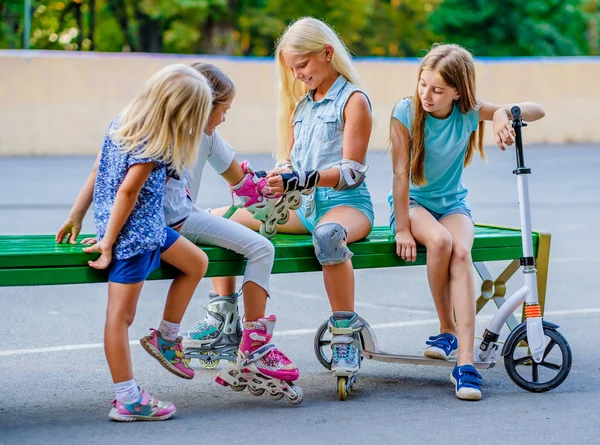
[178,205,274,295]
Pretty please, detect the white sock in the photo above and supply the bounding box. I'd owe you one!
[114,379,140,404]
[158,319,180,342]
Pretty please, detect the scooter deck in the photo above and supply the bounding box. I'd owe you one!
[362,349,496,369]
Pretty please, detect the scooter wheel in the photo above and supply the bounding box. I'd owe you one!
[504,326,572,392]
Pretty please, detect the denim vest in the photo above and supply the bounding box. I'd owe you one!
[290,76,370,215]
[291,75,370,171]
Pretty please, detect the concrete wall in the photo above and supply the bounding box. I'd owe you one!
[1,50,598,156]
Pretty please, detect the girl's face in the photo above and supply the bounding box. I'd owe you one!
[204,99,233,135]
[418,69,459,118]
[282,47,332,90]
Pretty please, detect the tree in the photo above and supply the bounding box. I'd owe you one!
[354,0,441,57]
[430,0,595,56]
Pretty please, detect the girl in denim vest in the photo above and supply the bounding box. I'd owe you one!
[212,17,374,387]
[389,44,545,400]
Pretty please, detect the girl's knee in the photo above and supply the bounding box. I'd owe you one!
[449,246,472,274]
[107,307,136,327]
[451,245,472,264]
[194,249,209,277]
[255,238,275,262]
[426,231,452,256]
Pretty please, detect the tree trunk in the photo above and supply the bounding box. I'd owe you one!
[199,0,239,55]
[88,0,96,50]
[107,0,136,51]
[135,11,162,53]
[74,1,83,50]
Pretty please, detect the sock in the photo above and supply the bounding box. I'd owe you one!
[114,379,140,404]
[158,319,180,342]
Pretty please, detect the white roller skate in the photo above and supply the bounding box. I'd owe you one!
[215,315,303,405]
[328,311,365,401]
[179,292,242,369]
[230,161,303,239]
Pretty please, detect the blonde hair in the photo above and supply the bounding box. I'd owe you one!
[189,62,236,107]
[113,64,213,176]
[409,43,485,186]
[274,17,361,163]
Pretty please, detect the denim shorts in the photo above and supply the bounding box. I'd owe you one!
[389,199,472,232]
[108,226,180,284]
[296,184,375,233]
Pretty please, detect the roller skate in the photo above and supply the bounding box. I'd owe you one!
[180,292,242,369]
[215,315,304,405]
[329,311,365,401]
[230,161,304,238]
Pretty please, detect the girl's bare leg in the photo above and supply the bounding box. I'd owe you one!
[440,214,476,365]
[410,208,456,335]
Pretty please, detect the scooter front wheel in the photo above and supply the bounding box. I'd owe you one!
[503,326,572,392]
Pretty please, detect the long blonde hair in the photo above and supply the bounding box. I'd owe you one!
[190,62,236,107]
[274,17,361,163]
[410,44,485,186]
[113,64,213,176]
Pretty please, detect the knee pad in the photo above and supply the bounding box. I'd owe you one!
[312,222,353,266]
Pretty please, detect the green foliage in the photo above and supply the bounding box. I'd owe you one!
[1,0,598,56]
[430,0,596,56]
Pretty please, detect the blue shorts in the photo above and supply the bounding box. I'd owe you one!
[296,184,374,233]
[108,227,180,284]
[389,199,472,232]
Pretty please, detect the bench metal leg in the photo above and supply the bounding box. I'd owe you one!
[474,261,521,331]
[534,231,551,316]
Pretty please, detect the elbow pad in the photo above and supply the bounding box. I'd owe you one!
[332,159,368,191]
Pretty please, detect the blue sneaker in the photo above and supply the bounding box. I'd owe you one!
[424,333,458,360]
[451,364,482,400]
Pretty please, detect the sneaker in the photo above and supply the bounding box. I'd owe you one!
[140,329,194,379]
[451,364,483,401]
[108,389,176,421]
[424,333,458,360]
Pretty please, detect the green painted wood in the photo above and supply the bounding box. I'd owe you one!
[0,224,540,287]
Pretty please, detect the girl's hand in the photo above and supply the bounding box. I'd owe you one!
[267,167,292,177]
[267,174,284,195]
[395,229,417,262]
[56,218,82,244]
[492,108,516,150]
[81,237,97,245]
[83,240,113,270]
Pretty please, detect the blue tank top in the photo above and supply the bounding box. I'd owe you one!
[387,98,480,214]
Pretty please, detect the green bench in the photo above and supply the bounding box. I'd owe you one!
[0,224,550,329]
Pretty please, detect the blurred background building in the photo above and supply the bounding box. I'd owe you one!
[1,0,599,155]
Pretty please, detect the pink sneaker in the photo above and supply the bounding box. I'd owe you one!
[108,389,176,422]
[140,329,194,379]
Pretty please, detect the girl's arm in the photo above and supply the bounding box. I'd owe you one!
[56,151,101,244]
[479,102,546,150]
[83,162,155,269]
[220,160,245,185]
[318,92,372,188]
[390,118,416,262]
[266,92,372,192]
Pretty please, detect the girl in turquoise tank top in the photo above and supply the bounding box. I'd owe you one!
[388,44,545,401]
